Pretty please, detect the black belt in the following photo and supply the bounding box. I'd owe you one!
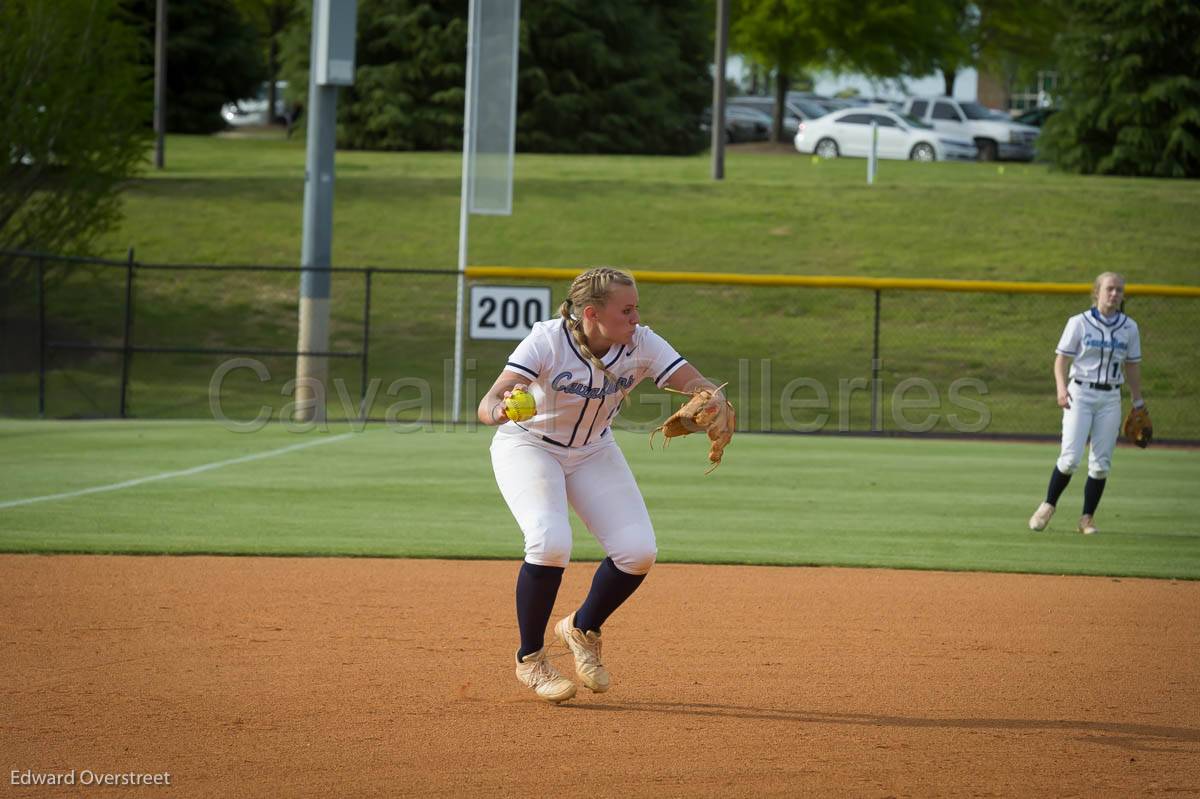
[522,427,609,448]
[1075,379,1115,391]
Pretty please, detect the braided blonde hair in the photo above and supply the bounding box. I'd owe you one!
[558,267,636,385]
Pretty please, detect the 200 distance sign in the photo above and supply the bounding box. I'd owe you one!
[469,285,552,341]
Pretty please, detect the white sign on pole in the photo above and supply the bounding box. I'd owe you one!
[466,0,520,214]
[469,285,551,341]
[314,0,357,86]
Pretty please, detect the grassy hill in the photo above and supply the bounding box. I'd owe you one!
[2,135,1198,436]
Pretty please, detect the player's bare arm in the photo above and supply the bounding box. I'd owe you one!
[663,363,726,410]
[1125,361,1144,406]
[477,370,529,426]
[1054,354,1072,409]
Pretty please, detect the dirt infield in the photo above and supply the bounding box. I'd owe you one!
[2,555,1198,797]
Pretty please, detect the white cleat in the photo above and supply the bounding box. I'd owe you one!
[555,612,610,693]
[1078,515,1099,535]
[1029,501,1055,532]
[515,647,576,704]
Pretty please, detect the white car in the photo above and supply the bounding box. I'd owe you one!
[902,97,1039,161]
[220,81,294,128]
[794,108,977,162]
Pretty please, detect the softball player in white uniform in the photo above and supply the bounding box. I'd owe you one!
[478,267,727,703]
[1029,272,1145,535]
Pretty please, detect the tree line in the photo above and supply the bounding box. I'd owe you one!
[1,0,1198,267]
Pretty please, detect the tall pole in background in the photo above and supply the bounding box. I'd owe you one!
[451,0,477,425]
[295,0,357,423]
[867,121,878,185]
[296,83,338,423]
[452,0,521,424]
[710,0,729,180]
[153,0,167,169]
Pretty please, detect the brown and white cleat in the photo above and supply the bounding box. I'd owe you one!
[1078,515,1099,535]
[555,612,610,693]
[515,647,576,704]
[1029,501,1056,532]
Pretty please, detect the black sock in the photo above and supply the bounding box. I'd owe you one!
[515,562,563,661]
[1082,477,1107,516]
[1045,468,1072,506]
[574,557,647,634]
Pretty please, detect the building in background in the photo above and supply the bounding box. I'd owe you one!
[979,69,1058,112]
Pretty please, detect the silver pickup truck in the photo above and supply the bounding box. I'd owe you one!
[901,96,1039,162]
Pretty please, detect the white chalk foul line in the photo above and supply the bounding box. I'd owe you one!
[0,432,356,511]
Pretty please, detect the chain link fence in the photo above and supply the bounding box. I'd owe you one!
[2,250,1197,441]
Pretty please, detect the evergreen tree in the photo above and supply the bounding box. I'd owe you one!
[131,0,266,134]
[345,1,469,150]
[1041,0,1200,177]
[281,0,469,150]
[281,0,712,154]
[518,0,711,154]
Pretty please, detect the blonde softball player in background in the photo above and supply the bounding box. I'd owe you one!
[1029,272,1145,535]
[478,267,728,704]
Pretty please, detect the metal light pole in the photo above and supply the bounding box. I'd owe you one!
[295,0,357,423]
[153,0,167,169]
[710,0,730,180]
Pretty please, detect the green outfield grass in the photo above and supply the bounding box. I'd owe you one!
[1,420,1196,579]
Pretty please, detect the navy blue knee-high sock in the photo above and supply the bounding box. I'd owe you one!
[1082,477,1107,516]
[574,557,647,634]
[1045,467,1072,506]
[515,562,564,660]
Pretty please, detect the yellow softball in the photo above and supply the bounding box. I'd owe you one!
[504,388,536,422]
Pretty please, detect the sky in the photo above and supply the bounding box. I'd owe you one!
[725,55,979,102]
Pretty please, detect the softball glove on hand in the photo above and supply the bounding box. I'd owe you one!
[1123,405,1153,448]
[650,383,735,474]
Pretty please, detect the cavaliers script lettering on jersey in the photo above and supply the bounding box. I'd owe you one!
[504,319,688,447]
[1056,308,1142,386]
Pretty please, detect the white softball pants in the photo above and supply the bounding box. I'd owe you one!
[1057,382,1122,479]
[490,425,657,575]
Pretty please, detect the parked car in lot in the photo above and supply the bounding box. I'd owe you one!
[901,96,1039,161]
[220,81,295,127]
[804,95,868,113]
[794,108,978,162]
[728,95,828,136]
[784,95,832,119]
[701,105,773,143]
[866,98,907,113]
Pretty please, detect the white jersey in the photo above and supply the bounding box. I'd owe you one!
[503,319,688,447]
[1055,308,1142,386]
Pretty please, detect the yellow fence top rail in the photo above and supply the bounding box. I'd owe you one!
[465,266,1200,298]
